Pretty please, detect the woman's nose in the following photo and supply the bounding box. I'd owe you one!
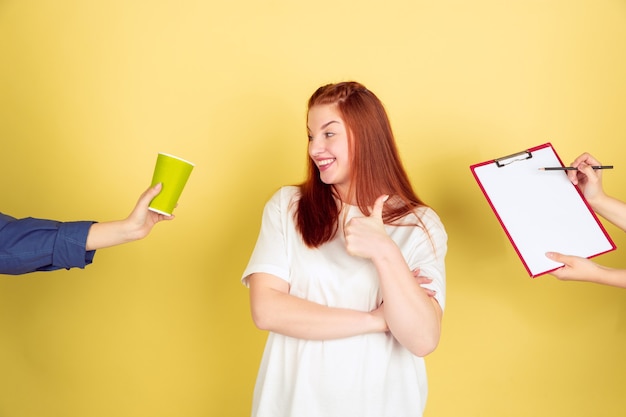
[309,136,324,155]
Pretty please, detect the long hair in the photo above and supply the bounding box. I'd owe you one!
[296,81,427,248]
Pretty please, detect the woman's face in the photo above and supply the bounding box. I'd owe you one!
[307,104,352,200]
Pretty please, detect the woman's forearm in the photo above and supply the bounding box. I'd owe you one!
[372,242,442,357]
[249,273,386,340]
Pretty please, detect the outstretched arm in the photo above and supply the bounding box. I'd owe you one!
[85,183,173,250]
[547,252,626,288]
[568,153,626,231]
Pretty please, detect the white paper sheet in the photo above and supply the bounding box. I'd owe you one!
[471,143,615,277]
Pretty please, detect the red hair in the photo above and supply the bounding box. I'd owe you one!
[296,81,427,247]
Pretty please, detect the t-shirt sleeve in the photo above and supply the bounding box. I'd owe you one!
[241,188,292,287]
[406,208,448,311]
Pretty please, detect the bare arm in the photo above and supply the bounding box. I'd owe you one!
[568,153,626,231]
[248,272,387,340]
[371,244,442,357]
[586,194,626,232]
[86,183,173,250]
[344,195,443,357]
[547,252,626,288]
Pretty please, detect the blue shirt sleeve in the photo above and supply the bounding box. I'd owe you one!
[0,212,96,275]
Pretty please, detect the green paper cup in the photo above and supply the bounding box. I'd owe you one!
[148,153,195,216]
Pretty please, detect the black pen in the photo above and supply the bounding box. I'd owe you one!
[538,165,614,171]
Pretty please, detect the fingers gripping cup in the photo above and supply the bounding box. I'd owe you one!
[148,153,194,216]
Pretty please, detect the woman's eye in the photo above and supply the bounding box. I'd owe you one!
[307,135,313,141]
[324,132,335,138]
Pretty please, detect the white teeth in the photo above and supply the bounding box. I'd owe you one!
[318,159,334,166]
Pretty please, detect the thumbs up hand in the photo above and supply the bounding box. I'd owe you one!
[344,194,392,259]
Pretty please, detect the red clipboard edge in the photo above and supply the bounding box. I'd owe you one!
[469,142,617,278]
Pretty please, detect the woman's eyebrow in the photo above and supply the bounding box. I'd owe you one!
[308,120,340,132]
[321,120,340,129]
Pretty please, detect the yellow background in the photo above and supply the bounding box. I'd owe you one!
[1,0,625,416]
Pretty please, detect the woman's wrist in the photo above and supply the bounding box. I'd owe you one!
[366,312,387,333]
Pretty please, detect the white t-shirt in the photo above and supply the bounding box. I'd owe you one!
[242,186,447,417]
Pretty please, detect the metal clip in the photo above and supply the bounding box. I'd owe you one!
[495,150,532,167]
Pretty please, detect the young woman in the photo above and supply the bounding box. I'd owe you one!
[547,152,626,288]
[242,81,447,417]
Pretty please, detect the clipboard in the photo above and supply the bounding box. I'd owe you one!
[470,143,616,277]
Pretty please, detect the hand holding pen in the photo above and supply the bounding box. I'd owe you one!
[563,152,609,202]
[545,152,626,287]
[539,165,613,171]
[539,152,612,200]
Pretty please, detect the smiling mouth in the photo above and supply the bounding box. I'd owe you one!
[317,158,335,168]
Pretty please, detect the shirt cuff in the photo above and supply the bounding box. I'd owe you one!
[53,221,97,269]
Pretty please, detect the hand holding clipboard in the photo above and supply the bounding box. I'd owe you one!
[470,143,616,277]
